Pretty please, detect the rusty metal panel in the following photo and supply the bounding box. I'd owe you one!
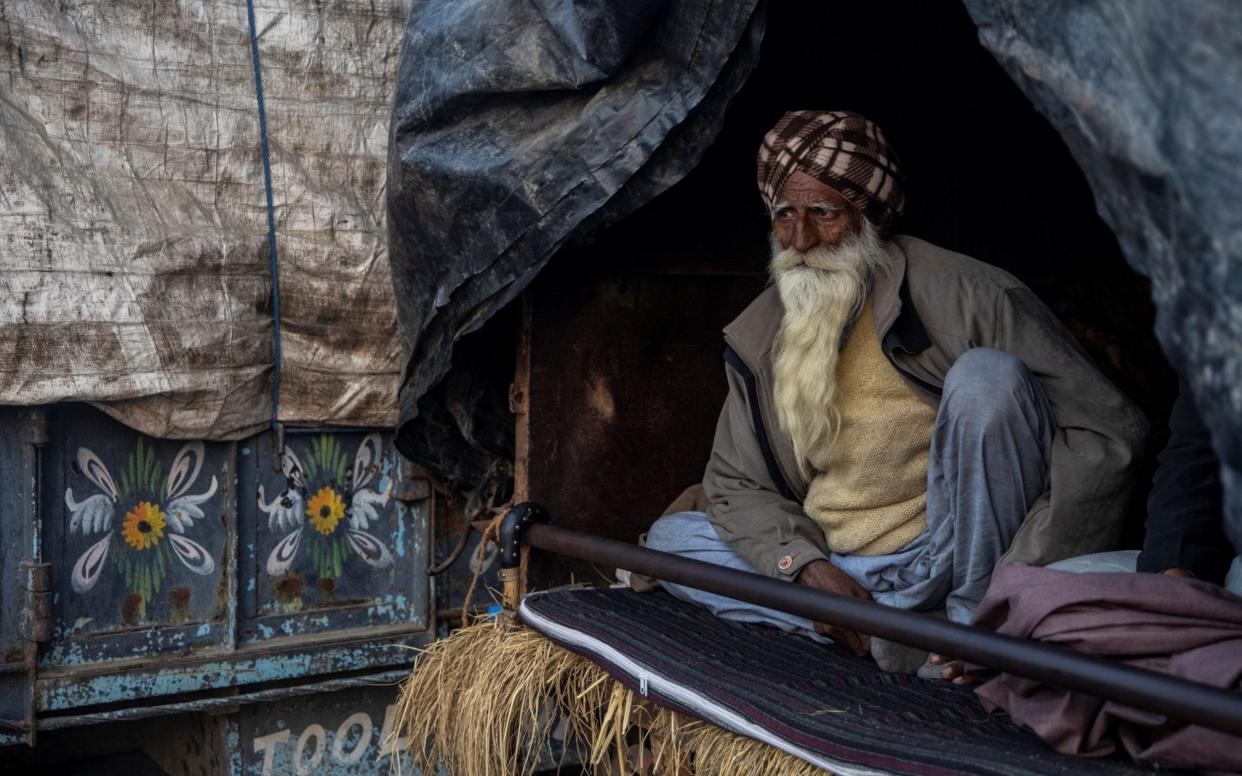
[0,408,28,671]
[39,406,235,666]
[524,263,765,589]
[33,638,422,715]
[240,684,411,775]
[0,404,431,726]
[238,430,428,641]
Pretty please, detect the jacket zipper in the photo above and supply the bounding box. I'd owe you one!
[724,334,802,498]
[883,350,943,400]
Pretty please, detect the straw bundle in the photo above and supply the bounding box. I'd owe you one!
[387,616,828,775]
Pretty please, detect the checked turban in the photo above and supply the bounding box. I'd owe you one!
[757,110,905,233]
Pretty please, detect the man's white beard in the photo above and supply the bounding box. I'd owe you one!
[771,222,888,478]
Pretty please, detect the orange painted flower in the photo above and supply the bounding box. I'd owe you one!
[122,501,166,550]
[306,486,345,535]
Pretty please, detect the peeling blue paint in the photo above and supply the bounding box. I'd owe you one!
[364,594,411,620]
[17,414,430,736]
[394,506,407,559]
[226,718,243,776]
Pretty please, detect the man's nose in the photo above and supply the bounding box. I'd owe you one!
[792,214,819,253]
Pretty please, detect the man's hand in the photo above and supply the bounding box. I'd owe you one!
[797,559,872,656]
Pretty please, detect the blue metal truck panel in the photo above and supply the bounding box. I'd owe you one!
[0,404,432,754]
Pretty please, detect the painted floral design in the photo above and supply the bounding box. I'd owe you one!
[122,501,166,550]
[259,433,394,579]
[307,486,346,535]
[66,440,218,618]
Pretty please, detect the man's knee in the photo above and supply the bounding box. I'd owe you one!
[646,511,716,555]
[942,348,1036,426]
[945,348,1027,394]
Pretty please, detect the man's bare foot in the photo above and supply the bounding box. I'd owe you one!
[928,653,977,685]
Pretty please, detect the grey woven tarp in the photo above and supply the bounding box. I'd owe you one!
[0,0,406,439]
[961,0,1242,547]
[386,0,764,475]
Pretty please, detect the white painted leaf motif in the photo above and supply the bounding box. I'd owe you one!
[352,433,384,490]
[258,485,304,532]
[65,490,114,534]
[347,487,390,530]
[72,535,111,593]
[166,476,218,533]
[75,448,117,500]
[281,447,305,489]
[168,533,215,575]
[266,526,304,576]
[347,528,393,568]
[166,441,205,500]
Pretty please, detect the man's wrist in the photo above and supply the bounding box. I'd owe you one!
[796,558,833,584]
[775,547,828,581]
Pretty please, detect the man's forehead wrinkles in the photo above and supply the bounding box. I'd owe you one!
[773,198,842,210]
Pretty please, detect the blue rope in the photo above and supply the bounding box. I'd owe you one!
[245,0,282,430]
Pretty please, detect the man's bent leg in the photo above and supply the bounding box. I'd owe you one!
[645,512,826,640]
[903,348,1054,623]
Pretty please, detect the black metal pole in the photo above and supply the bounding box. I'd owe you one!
[522,520,1242,738]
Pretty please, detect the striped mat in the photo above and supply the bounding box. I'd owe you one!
[518,588,1158,776]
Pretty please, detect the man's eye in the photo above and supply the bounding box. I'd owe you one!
[774,209,794,219]
[812,208,838,219]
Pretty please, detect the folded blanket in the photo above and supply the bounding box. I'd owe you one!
[970,563,1242,772]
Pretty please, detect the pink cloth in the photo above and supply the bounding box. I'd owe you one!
[969,563,1242,772]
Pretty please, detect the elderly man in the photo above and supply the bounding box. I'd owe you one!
[643,110,1149,662]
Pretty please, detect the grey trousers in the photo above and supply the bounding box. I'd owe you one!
[646,348,1054,634]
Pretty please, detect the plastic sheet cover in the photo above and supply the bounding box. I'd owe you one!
[0,0,408,439]
[962,0,1242,544]
[386,0,765,480]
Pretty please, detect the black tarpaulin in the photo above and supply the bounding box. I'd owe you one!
[960,0,1242,544]
[386,0,764,485]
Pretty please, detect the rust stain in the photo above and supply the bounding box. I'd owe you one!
[121,593,142,626]
[317,576,337,603]
[214,557,231,618]
[274,574,304,605]
[169,585,192,624]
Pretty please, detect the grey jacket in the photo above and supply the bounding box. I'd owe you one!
[703,235,1149,582]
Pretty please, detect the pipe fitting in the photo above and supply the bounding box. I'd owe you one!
[499,502,550,570]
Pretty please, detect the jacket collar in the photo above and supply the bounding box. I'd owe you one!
[874,237,931,356]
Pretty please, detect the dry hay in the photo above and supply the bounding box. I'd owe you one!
[387,616,829,775]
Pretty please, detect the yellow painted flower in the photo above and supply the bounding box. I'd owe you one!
[122,501,166,550]
[306,486,345,535]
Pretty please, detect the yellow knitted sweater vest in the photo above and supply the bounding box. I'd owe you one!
[802,300,936,556]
